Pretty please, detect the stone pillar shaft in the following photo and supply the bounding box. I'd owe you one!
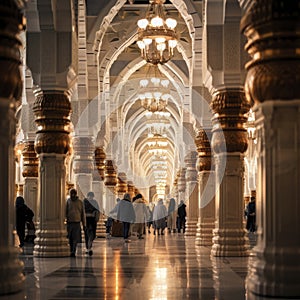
[197,171,215,246]
[0,1,26,294]
[34,154,69,257]
[212,153,249,255]
[184,151,198,236]
[241,2,300,297]
[210,88,250,257]
[72,136,94,199]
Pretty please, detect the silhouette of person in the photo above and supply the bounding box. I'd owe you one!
[245,196,256,232]
[83,191,99,256]
[177,200,186,233]
[15,196,35,247]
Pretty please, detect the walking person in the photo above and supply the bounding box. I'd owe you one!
[66,189,86,257]
[15,196,35,248]
[117,193,135,243]
[133,194,148,239]
[106,198,120,239]
[167,198,176,233]
[83,192,100,256]
[245,196,256,232]
[153,199,167,235]
[146,205,153,234]
[177,200,186,233]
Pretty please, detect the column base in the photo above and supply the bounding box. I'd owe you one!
[184,220,198,236]
[246,246,300,298]
[0,246,24,295]
[211,228,250,257]
[33,229,69,257]
[195,221,214,246]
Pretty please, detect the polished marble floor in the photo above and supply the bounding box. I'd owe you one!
[2,231,264,300]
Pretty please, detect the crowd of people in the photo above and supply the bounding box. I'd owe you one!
[105,193,187,242]
[15,189,256,257]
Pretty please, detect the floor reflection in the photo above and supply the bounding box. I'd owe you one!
[1,233,259,300]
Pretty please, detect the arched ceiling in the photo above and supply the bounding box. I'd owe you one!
[87,0,202,200]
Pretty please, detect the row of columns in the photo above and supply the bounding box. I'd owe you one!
[180,88,250,258]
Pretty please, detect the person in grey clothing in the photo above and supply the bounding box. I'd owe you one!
[117,193,136,243]
[66,189,86,257]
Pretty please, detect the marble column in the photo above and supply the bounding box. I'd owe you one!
[241,1,300,297]
[72,136,94,199]
[177,168,186,203]
[116,172,128,199]
[184,151,198,236]
[94,147,106,237]
[103,159,118,215]
[22,141,39,221]
[195,129,215,246]
[33,91,71,257]
[0,1,26,294]
[210,88,250,257]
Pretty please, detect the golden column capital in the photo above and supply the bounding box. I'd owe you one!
[21,141,38,177]
[116,172,128,194]
[94,147,106,180]
[177,168,187,193]
[127,181,135,199]
[241,0,300,104]
[104,159,117,187]
[184,151,198,182]
[210,88,251,154]
[33,90,72,155]
[195,128,213,172]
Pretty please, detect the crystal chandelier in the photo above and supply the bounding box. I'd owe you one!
[137,0,178,65]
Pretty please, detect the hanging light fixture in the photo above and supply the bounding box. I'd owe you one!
[137,0,178,65]
[139,64,171,115]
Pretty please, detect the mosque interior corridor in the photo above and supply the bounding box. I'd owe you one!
[0,0,299,299]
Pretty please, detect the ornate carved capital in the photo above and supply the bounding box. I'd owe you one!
[184,151,198,182]
[22,141,38,177]
[177,168,187,193]
[94,147,106,180]
[116,172,127,194]
[104,159,117,186]
[0,1,25,102]
[127,181,135,198]
[241,0,300,103]
[211,88,250,154]
[33,91,72,154]
[195,129,213,172]
[72,136,94,174]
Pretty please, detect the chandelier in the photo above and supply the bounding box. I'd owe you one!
[140,92,170,113]
[137,0,178,65]
[139,64,171,115]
